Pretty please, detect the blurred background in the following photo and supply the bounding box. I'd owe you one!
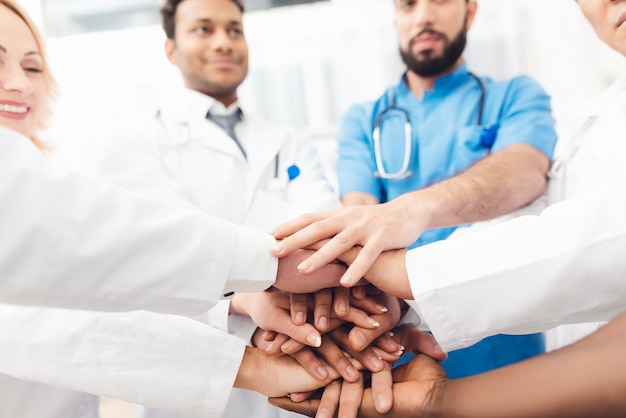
[14,0,626,416]
[18,0,626,164]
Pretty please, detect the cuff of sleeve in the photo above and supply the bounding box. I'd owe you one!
[228,314,259,345]
[223,225,277,298]
[406,246,473,352]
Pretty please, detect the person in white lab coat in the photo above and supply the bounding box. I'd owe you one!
[271,0,626,363]
[94,0,396,417]
[0,1,350,417]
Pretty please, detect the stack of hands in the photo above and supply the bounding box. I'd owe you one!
[230,204,452,418]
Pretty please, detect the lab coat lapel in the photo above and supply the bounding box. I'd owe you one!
[242,115,287,204]
[159,91,247,161]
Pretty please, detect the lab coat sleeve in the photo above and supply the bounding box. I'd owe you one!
[0,127,276,313]
[405,183,626,352]
[0,304,245,418]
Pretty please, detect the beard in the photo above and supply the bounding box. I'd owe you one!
[399,24,468,78]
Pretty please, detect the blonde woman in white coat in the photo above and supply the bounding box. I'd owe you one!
[0,1,350,417]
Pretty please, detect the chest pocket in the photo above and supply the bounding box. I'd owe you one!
[449,124,498,176]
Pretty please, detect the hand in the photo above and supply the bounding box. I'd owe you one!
[230,289,323,348]
[271,196,428,286]
[337,247,412,300]
[269,352,448,417]
[274,249,352,293]
[235,346,362,398]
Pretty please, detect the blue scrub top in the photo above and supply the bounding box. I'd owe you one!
[336,63,557,378]
[337,62,558,248]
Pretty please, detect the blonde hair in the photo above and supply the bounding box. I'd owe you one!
[0,0,58,149]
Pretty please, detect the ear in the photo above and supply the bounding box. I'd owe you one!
[164,38,177,65]
[465,0,478,31]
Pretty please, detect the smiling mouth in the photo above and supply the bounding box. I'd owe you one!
[0,103,28,114]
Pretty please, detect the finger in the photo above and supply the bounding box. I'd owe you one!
[270,310,322,348]
[333,286,351,318]
[340,243,384,287]
[316,380,341,418]
[393,326,447,361]
[291,293,309,325]
[268,397,319,417]
[296,231,360,275]
[290,347,330,380]
[372,332,405,357]
[271,212,339,257]
[348,295,402,352]
[266,333,290,356]
[271,211,330,241]
[316,336,361,383]
[281,339,306,355]
[335,304,382,330]
[288,390,316,403]
[351,293,389,316]
[338,373,364,418]
[351,285,367,301]
[370,362,393,414]
[328,328,385,373]
[313,289,333,332]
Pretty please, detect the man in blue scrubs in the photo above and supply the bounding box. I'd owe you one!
[336,0,557,378]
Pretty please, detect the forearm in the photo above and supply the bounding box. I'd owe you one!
[428,313,626,418]
[401,143,549,229]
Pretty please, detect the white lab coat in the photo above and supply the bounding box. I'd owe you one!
[0,125,279,417]
[93,88,339,418]
[405,73,626,352]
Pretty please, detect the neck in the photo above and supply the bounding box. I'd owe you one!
[405,58,464,99]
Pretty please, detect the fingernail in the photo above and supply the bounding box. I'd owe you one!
[318,316,329,330]
[346,365,359,380]
[307,333,322,347]
[336,300,348,314]
[316,408,331,418]
[375,304,388,313]
[434,342,442,351]
[297,259,311,271]
[340,273,353,286]
[295,311,305,324]
[367,317,380,327]
[395,349,404,357]
[317,366,329,379]
[371,356,383,370]
[268,227,277,235]
[271,241,284,252]
[354,331,367,351]
[376,394,391,411]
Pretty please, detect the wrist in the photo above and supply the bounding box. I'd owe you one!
[422,378,448,418]
[234,346,264,394]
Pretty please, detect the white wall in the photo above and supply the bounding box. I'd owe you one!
[40,0,626,161]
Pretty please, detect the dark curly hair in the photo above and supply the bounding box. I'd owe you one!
[161,0,245,39]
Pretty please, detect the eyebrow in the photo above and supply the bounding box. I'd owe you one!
[195,18,242,25]
[0,44,40,57]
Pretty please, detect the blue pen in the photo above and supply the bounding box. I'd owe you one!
[287,165,300,181]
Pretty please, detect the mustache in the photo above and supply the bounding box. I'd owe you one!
[410,29,446,43]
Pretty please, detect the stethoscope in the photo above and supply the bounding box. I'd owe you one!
[372,72,487,180]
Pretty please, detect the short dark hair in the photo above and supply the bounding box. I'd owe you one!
[160,0,245,39]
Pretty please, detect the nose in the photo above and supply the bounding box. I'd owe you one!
[411,1,437,29]
[210,28,234,53]
[0,63,34,95]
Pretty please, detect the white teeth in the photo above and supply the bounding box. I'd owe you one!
[0,104,28,114]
